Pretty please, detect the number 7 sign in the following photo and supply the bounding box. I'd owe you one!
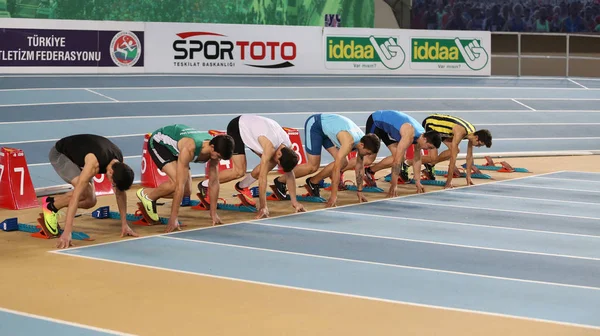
[0,147,38,210]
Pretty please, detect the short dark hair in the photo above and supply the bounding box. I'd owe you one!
[112,162,134,192]
[279,147,299,173]
[210,135,235,160]
[361,133,381,153]
[423,130,442,149]
[474,129,492,148]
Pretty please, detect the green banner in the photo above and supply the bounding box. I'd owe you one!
[1,0,373,28]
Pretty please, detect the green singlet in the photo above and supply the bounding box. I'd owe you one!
[149,124,212,161]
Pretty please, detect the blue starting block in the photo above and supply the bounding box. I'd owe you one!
[435,170,492,179]
[189,200,257,213]
[321,183,384,193]
[251,186,326,203]
[1,217,18,231]
[264,192,327,203]
[92,206,110,219]
[1,217,92,240]
[180,196,191,207]
[383,174,446,186]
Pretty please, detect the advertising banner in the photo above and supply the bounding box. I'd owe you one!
[322,27,491,76]
[0,19,145,73]
[145,22,323,74]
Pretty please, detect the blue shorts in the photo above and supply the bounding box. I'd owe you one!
[304,114,334,155]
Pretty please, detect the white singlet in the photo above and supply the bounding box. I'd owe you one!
[239,115,291,154]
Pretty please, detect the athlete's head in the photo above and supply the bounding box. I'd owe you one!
[210,135,235,160]
[356,133,381,156]
[109,162,135,192]
[417,130,442,150]
[473,129,492,148]
[277,146,299,173]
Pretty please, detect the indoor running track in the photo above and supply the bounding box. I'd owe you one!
[1,75,600,191]
[50,170,600,333]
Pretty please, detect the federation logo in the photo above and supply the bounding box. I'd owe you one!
[110,31,142,67]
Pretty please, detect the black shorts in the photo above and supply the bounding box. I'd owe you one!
[227,116,246,156]
[366,114,397,147]
[148,139,177,170]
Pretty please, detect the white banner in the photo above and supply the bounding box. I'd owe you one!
[145,22,323,74]
[322,27,491,76]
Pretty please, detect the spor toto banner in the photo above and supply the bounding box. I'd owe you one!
[0,28,144,68]
[322,27,491,76]
[145,22,322,74]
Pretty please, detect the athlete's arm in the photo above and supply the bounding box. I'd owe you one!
[61,154,98,242]
[465,139,475,185]
[207,157,221,225]
[329,132,354,207]
[113,182,137,237]
[446,125,465,188]
[389,124,413,197]
[169,138,195,230]
[354,150,368,202]
[412,142,425,193]
[257,136,275,216]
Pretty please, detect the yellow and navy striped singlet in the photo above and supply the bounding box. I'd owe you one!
[422,114,476,138]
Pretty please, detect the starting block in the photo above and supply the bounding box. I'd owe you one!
[383,173,446,186]
[191,194,257,213]
[191,199,257,213]
[250,186,327,203]
[8,214,95,241]
[435,169,492,180]
[321,182,384,193]
[464,156,530,173]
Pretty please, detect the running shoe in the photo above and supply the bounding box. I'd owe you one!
[235,182,256,207]
[304,177,321,197]
[272,178,288,200]
[363,167,377,187]
[423,164,436,180]
[41,196,59,236]
[136,188,159,222]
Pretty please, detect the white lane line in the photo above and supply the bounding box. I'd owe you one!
[387,199,600,221]
[84,88,119,102]
[0,85,599,91]
[511,99,536,111]
[0,307,135,335]
[245,221,600,260]
[50,251,600,331]
[446,190,600,207]
[159,235,600,290]
[569,79,589,89]
[325,210,600,239]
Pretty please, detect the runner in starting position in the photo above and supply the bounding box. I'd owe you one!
[350,110,441,196]
[136,124,235,232]
[41,134,136,249]
[415,113,492,188]
[273,113,381,207]
[197,115,305,219]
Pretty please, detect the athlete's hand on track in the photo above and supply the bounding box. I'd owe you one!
[256,207,269,219]
[165,218,181,233]
[121,224,139,238]
[211,214,223,226]
[56,232,73,249]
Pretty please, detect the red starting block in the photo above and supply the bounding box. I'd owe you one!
[141,133,170,188]
[0,147,38,210]
[93,174,114,196]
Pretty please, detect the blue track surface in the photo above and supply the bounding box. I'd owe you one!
[0,309,130,336]
[54,171,600,330]
[0,75,599,190]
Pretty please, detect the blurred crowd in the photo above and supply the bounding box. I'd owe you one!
[411,0,600,32]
